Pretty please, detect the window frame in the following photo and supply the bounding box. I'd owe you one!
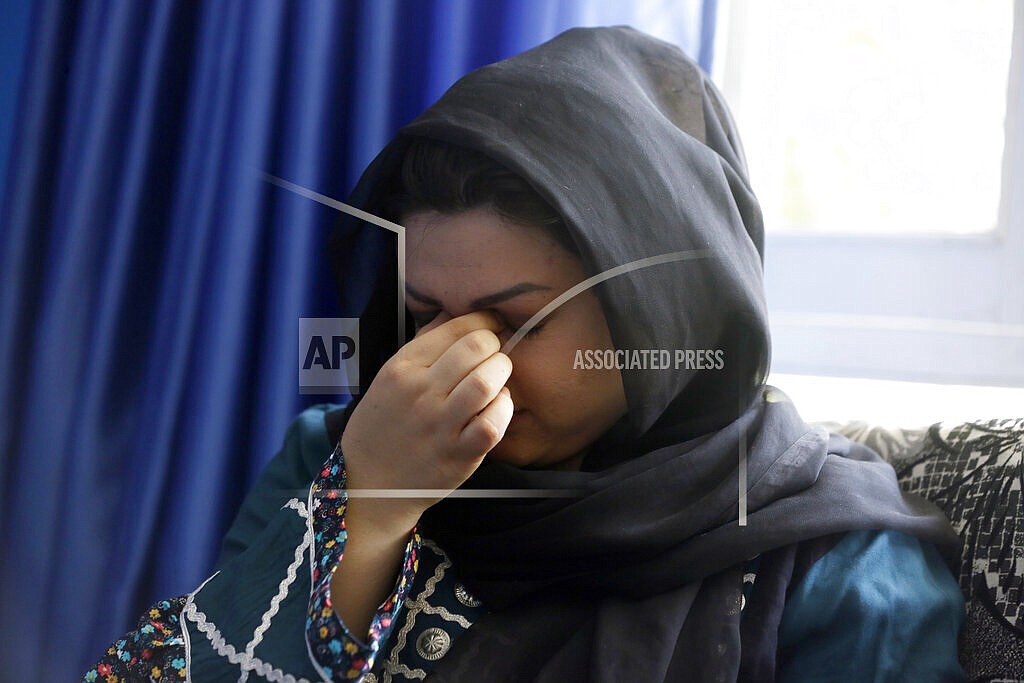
[714,0,1024,386]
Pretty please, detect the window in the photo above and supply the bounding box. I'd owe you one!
[713,0,1024,388]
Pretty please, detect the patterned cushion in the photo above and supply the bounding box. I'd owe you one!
[828,418,1024,682]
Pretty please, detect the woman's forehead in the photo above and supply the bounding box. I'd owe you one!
[404,209,583,280]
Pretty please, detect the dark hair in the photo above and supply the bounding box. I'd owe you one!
[389,137,578,254]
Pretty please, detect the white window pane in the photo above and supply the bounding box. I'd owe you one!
[714,0,1013,235]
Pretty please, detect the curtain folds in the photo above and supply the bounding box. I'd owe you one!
[0,1,713,678]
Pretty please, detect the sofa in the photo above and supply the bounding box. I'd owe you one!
[827,418,1024,682]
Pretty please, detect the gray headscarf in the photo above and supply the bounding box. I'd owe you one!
[337,26,959,681]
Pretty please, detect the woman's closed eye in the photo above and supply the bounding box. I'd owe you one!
[513,321,546,339]
[409,307,547,341]
[411,311,439,331]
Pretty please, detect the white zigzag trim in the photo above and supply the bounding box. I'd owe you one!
[183,571,220,683]
[388,662,428,680]
[239,498,305,683]
[412,601,473,629]
[181,494,320,683]
[244,501,314,658]
[282,497,309,518]
[183,601,315,683]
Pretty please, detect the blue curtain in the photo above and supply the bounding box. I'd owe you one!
[0,1,714,678]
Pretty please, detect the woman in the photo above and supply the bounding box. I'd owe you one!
[86,27,964,682]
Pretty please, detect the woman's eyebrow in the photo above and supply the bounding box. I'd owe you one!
[471,283,551,308]
[404,284,442,307]
[404,282,551,309]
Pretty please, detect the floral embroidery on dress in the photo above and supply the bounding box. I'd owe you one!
[82,596,188,681]
[306,444,421,680]
[85,430,421,682]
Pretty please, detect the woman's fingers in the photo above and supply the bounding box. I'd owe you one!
[446,351,512,421]
[401,310,505,366]
[458,387,514,457]
[429,328,503,395]
[372,310,515,463]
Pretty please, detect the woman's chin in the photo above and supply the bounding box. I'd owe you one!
[487,432,583,471]
[486,426,555,468]
[486,437,544,467]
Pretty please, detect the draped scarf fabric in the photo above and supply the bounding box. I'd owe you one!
[335,27,960,681]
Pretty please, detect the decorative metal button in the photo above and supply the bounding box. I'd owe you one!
[454,582,482,608]
[416,627,452,661]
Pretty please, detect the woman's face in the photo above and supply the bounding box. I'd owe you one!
[404,208,628,470]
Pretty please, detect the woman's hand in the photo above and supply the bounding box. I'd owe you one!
[340,310,514,534]
[332,311,513,638]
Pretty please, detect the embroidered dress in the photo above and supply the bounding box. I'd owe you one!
[305,446,420,679]
[84,598,189,681]
[84,409,484,682]
[87,27,967,680]
[85,405,964,682]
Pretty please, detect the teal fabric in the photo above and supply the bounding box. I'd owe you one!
[188,405,339,681]
[778,529,966,682]
[199,406,966,680]
[216,403,339,569]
